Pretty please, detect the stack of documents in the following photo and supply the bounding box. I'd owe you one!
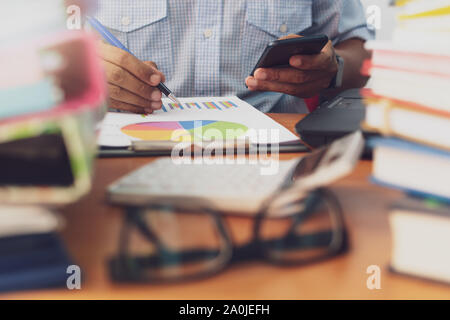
[0,206,72,293]
[362,0,450,284]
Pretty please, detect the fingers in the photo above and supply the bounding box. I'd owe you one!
[99,42,167,114]
[99,42,165,85]
[253,67,327,84]
[108,84,162,113]
[245,76,330,98]
[289,40,336,71]
[143,60,159,71]
[103,60,162,101]
[108,98,153,114]
[246,38,338,98]
[278,34,302,41]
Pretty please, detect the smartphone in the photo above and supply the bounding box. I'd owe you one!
[250,35,329,76]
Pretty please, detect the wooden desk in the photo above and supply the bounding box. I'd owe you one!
[6,114,450,299]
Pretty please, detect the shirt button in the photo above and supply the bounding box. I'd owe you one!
[121,16,131,26]
[203,29,213,39]
[279,23,288,33]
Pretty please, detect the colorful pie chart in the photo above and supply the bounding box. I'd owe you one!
[121,120,249,142]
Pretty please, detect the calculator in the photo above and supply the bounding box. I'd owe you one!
[108,131,364,214]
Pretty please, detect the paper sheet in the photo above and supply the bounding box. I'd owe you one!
[98,96,300,147]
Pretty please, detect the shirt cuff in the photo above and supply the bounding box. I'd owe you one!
[335,26,375,44]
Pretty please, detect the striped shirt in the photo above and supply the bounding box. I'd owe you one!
[95,0,374,113]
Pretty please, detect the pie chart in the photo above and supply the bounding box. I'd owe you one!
[121,120,248,142]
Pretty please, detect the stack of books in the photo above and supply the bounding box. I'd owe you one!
[0,0,105,293]
[0,206,72,293]
[362,0,450,284]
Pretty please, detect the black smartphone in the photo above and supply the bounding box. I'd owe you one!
[250,35,329,76]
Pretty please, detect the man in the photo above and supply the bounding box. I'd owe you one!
[95,0,373,114]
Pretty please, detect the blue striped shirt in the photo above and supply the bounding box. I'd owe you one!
[95,0,374,113]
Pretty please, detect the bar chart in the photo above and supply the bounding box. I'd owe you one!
[161,100,239,113]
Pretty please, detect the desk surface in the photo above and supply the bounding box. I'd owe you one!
[5,114,450,300]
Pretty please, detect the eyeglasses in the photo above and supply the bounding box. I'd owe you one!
[109,187,348,283]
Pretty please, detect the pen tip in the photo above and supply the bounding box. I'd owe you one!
[168,94,182,105]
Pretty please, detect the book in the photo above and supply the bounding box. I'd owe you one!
[366,67,450,112]
[362,94,450,151]
[370,138,450,201]
[365,48,450,76]
[0,206,70,294]
[0,31,107,123]
[392,29,450,51]
[390,196,450,284]
[398,15,450,32]
[0,78,63,119]
[391,1,450,50]
[0,113,95,205]
[397,1,450,20]
[0,233,72,293]
[0,206,61,238]
[365,40,450,58]
[0,47,45,88]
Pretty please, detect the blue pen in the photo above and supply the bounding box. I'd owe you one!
[86,16,180,105]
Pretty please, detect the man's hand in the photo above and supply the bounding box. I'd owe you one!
[245,35,338,98]
[100,42,166,114]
